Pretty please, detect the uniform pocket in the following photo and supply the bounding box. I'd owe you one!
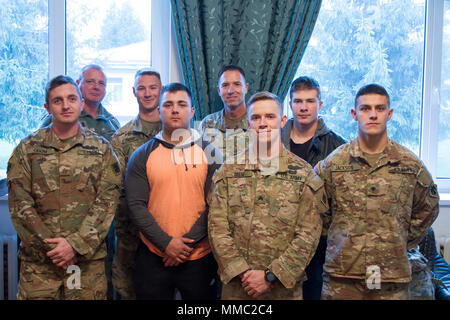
[273,177,302,225]
[29,154,59,196]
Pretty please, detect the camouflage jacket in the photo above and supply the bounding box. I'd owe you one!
[110,116,161,250]
[316,139,440,283]
[110,115,162,180]
[109,115,162,299]
[200,109,249,161]
[40,104,120,141]
[7,126,121,263]
[208,147,327,299]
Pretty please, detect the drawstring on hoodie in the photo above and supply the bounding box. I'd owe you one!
[171,147,189,171]
[182,149,188,171]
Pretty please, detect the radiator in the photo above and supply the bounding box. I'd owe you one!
[0,234,18,300]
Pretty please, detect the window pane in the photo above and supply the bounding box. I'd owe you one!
[0,0,49,178]
[66,0,151,125]
[437,0,450,178]
[291,0,425,155]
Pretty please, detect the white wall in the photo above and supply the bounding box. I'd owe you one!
[433,203,450,240]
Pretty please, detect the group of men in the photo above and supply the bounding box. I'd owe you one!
[6,63,439,300]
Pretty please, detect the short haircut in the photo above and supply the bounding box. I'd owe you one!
[217,65,246,83]
[247,91,282,115]
[159,82,192,103]
[355,83,390,108]
[134,68,161,88]
[78,64,106,82]
[45,75,82,105]
[289,76,321,101]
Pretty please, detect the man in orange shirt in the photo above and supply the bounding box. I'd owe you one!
[124,83,222,299]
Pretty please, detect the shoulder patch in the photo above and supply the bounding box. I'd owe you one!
[112,162,121,174]
[429,183,439,198]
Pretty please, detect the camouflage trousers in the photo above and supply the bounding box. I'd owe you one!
[321,273,409,300]
[18,259,107,300]
[111,235,139,300]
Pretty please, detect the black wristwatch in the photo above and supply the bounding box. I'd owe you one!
[264,268,277,283]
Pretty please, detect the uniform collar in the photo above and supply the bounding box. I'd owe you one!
[243,144,289,173]
[349,138,401,166]
[132,115,162,136]
[80,103,108,120]
[42,124,86,151]
[218,108,248,132]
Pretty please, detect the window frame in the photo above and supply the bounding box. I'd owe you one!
[48,0,448,196]
[422,0,449,194]
[48,0,176,83]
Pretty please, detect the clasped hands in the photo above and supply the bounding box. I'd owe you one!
[240,270,273,298]
[162,237,195,267]
[45,238,77,270]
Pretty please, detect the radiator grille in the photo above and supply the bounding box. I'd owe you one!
[0,235,18,300]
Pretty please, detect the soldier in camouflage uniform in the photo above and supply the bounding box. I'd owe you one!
[316,84,440,300]
[40,65,120,299]
[200,65,249,160]
[208,92,327,300]
[7,75,121,299]
[111,69,163,299]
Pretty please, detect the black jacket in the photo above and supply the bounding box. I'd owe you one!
[281,117,346,167]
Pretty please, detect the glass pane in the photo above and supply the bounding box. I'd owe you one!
[0,0,49,179]
[66,0,152,126]
[437,0,450,178]
[290,0,425,155]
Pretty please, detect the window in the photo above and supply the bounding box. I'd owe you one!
[0,0,165,179]
[437,1,450,178]
[288,0,449,192]
[0,0,49,179]
[290,0,425,155]
[66,0,152,125]
[107,78,124,104]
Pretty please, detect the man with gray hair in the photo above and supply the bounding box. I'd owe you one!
[110,68,163,299]
[208,91,327,300]
[40,64,120,141]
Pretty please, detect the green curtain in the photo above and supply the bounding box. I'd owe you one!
[171,0,322,120]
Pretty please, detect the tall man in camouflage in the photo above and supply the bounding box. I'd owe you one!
[208,91,327,300]
[7,75,121,299]
[111,69,163,299]
[40,65,121,299]
[281,76,346,300]
[200,65,249,160]
[316,84,440,300]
